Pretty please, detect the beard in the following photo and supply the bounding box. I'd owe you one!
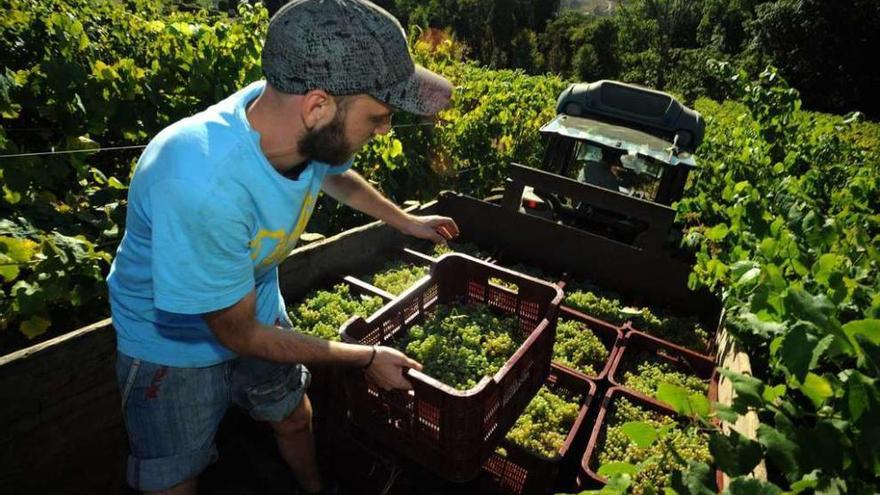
[297,112,354,166]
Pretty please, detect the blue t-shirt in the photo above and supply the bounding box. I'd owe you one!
[107,81,351,367]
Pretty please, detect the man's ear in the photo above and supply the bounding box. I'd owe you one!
[301,89,337,130]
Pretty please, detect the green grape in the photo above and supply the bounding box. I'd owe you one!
[286,284,385,341]
[369,260,429,295]
[566,282,711,353]
[430,241,491,259]
[629,308,710,353]
[505,385,580,458]
[566,290,627,325]
[619,349,708,399]
[552,318,609,376]
[597,398,711,495]
[397,303,523,390]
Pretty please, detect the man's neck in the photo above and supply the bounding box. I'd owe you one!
[245,92,307,173]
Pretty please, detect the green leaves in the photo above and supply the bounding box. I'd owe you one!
[656,383,710,418]
[621,421,657,448]
[777,323,834,382]
[718,369,786,412]
[709,429,762,476]
[705,223,729,241]
[800,372,833,407]
[757,423,802,480]
[725,477,782,495]
[597,461,639,478]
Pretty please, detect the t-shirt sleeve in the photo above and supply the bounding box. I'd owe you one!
[149,179,254,314]
[325,157,354,175]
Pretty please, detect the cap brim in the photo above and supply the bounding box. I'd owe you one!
[371,65,453,116]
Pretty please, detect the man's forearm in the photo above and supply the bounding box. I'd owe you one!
[225,320,373,366]
[322,170,411,231]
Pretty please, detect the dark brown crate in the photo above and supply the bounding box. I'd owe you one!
[300,279,393,420]
[554,306,624,381]
[340,253,565,482]
[481,365,597,495]
[609,330,717,405]
[578,387,722,490]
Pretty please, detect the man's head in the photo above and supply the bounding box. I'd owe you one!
[261,0,453,117]
[296,93,393,166]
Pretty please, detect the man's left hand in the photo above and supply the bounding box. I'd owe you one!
[400,214,460,244]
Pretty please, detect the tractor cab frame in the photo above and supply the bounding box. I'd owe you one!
[521,80,705,251]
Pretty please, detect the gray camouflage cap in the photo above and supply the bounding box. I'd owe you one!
[261,0,453,116]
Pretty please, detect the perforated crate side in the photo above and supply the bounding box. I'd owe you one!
[482,366,598,495]
[340,254,565,481]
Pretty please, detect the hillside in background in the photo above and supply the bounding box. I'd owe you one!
[559,0,618,15]
[372,0,880,119]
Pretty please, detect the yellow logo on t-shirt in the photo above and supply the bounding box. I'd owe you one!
[249,192,317,269]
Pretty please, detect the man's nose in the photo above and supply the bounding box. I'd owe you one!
[374,123,392,136]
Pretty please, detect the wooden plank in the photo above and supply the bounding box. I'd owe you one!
[715,316,767,485]
[0,319,126,494]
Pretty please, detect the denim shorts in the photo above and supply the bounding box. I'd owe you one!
[116,351,311,492]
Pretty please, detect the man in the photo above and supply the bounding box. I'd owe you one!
[106,1,458,493]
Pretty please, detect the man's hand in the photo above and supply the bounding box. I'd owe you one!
[401,214,460,244]
[365,346,423,390]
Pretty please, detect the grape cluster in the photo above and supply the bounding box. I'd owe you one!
[430,241,492,259]
[396,303,523,390]
[565,286,710,353]
[629,310,710,353]
[597,398,711,495]
[505,385,580,458]
[619,350,708,399]
[286,284,385,341]
[552,318,609,377]
[369,260,429,295]
[566,290,627,325]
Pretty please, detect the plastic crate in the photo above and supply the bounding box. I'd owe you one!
[553,306,623,381]
[625,312,718,358]
[481,365,597,495]
[298,278,393,420]
[340,253,565,482]
[608,330,717,404]
[578,387,722,490]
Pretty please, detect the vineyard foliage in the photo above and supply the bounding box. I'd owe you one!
[0,0,562,346]
[1,1,879,492]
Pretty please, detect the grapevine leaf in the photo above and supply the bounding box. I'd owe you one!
[597,461,639,478]
[668,460,715,495]
[705,223,729,241]
[812,253,844,286]
[718,369,764,410]
[842,319,880,351]
[783,288,852,354]
[656,383,710,418]
[778,323,833,382]
[757,424,801,480]
[789,471,819,493]
[726,477,782,495]
[20,315,51,339]
[844,371,873,421]
[795,420,848,472]
[621,421,657,449]
[708,429,762,476]
[800,372,833,408]
[712,403,739,423]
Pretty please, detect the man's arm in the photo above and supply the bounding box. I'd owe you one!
[321,170,460,243]
[204,290,421,390]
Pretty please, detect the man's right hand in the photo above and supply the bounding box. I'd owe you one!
[365,346,423,391]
